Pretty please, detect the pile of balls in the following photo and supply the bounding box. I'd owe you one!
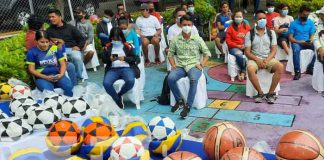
[202,121,324,160]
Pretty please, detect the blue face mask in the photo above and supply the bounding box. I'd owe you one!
[257,19,267,28]
[103,17,110,23]
[281,9,289,16]
[267,7,275,13]
[188,7,194,13]
[122,29,128,35]
[112,40,122,47]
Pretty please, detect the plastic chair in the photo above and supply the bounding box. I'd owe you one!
[85,40,100,71]
[286,49,315,75]
[227,53,247,82]
[312,47,324,93]
[275,46,289,61]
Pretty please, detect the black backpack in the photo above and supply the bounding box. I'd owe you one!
[250,27,273,48]
[156,73,170,105]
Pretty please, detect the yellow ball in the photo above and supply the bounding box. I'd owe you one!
[0,83,13,100]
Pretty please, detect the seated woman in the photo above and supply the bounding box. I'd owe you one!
[26,30,73,96]
[103,27,140,109]
[118,17,140,56]
[225,10,251,81]
[273,3,294,55]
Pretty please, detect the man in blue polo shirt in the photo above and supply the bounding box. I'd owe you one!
[288,5,316,80]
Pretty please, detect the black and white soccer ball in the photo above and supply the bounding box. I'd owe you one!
[0,110,8,119]
[61,97,91,118]
[0,117,33,142]
[27,106,61,130]
[44,94,66,110]
[9,96,35,114]
[15,103,39,119]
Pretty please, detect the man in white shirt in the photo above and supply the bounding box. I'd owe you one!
[136,3,162,66]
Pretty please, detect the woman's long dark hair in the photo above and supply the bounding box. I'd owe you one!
[35,30,49,41]
[108,27,127,43]
[231,10,248,31]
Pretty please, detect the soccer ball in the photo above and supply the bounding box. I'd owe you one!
[81,116,111,131]
[61,97,91,118]
[0,83,13,100]
[44,94,66,110]
[110,136,145,160]
[148,116,177,140]
[27,106,61,129]
[82,122,117,145]
[9,96,35,114]
[15,103,39,119]
[9,85,31,99]
[0,110,8,119]
[47,120,81,146]
[0,117,33,142]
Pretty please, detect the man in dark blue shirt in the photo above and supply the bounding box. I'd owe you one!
[288,5,316,80]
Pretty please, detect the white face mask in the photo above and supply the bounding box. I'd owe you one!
[182,26,192,34]
[321,35,324,41]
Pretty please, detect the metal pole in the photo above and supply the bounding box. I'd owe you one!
[28,0,34,14]
[123,0,127,11]
[67,0,74,21]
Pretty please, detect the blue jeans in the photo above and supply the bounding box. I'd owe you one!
[103,67,135,104]
[66,62,77,86]
[291,43,315,72]
[65,48,83,79]
[35,76,73,96]
[168,67,202,108]
[229,48,246,72]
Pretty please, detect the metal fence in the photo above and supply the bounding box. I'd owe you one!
[0,0,181,34]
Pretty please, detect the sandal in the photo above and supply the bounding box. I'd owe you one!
[144,59,150,67]
[155,58,161,64]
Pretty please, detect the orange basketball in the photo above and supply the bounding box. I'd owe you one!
[83,122,116,145]
[221,147,265,160]
[276,130,324,160]
[203,122,246,160]
[47,120,81,146]
[164,151,202,160]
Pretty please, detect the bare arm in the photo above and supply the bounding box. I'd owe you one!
[28,64,55,82]
[266,45,277,61]
[168,56,176,70]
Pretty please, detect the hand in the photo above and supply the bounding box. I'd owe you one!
[50,38,64,45]
[118,56,125,61]
[262,59,269,68]
[195,64,203,70]
[72,46,80,51]
[56,74,64,80]
[237,45,244,50]
[110,56,118,61]
[256,59,264,68]
[171,65,177,70]
[45,75,56,82]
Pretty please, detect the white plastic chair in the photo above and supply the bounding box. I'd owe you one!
[170,73,208,109]
[246,69,280,98]
[275,46,290,61]
[85,40,100,71]
[227,53,247,82]
[286,49,315,75]
[215,43,228,63]
[312,47,324,93]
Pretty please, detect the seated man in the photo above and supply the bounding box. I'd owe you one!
[148,1,162,24]
[97,9,117,47]
[168,15,210,118]
[186,1,205,39]
[288,5,316,80]
[244,10,284,104]
[46,9,86,83]
[136,3,162,66]
[71,7,94,65]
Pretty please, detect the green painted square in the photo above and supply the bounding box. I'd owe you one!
[190,119,217,132]
[226,84,246,93]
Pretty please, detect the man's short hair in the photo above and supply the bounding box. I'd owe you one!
[104,9,114,17]
[187,1,194,6]
[299,5,311,13]
[266,1,275,7]
[255,10,266,16]
[27,15,43,30]
[117,3,123,9]
[180,15,193,24]
[48,9,61,16]
[173,7,187,18]
[278,3,289,10]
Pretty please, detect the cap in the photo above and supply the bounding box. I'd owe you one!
[140,3,149,10]
[316,6,324,14]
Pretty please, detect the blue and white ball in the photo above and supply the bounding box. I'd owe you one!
[148,116,176,140]
[9,96,35,114]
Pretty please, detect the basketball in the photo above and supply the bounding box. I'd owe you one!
[164,151,202,160]
[221,147,265,160]
[47,120,81,146]
[203,122,246,160]
[276,130,324,160]
[82,122,117,145]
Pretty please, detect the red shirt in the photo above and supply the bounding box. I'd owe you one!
[25,30,37,50]
[150,11,162,23]
[266,12,280,29]
[225,22,251,49]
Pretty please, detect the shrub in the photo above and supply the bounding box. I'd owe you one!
[274,0,324,17]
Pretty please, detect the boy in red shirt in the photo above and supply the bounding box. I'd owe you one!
[266,2,279,29]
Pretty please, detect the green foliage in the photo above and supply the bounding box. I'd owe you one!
[274,0,324,18]
[161,9,176,25]
[0,33,31,84]
[195,0,217,24]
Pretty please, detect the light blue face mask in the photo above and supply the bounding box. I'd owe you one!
[188,7,194,13]
[112,40,122,47]
[234,18,243,24]
[103,17,110,23]
[257,18,267,28]
[267,7,275,13]
[122,29,128,35]
[281,9,289,16]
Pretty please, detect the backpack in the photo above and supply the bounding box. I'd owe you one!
[156,73,170,105]
[250,27,273,48]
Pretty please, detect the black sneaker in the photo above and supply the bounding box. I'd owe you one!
[180,104,190,118]
[117,96,124,109]
[293,71,301,80]
[171,99,184,113]
[306,67,313,75]
[266,93,277,104]
[254,93,265,103]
